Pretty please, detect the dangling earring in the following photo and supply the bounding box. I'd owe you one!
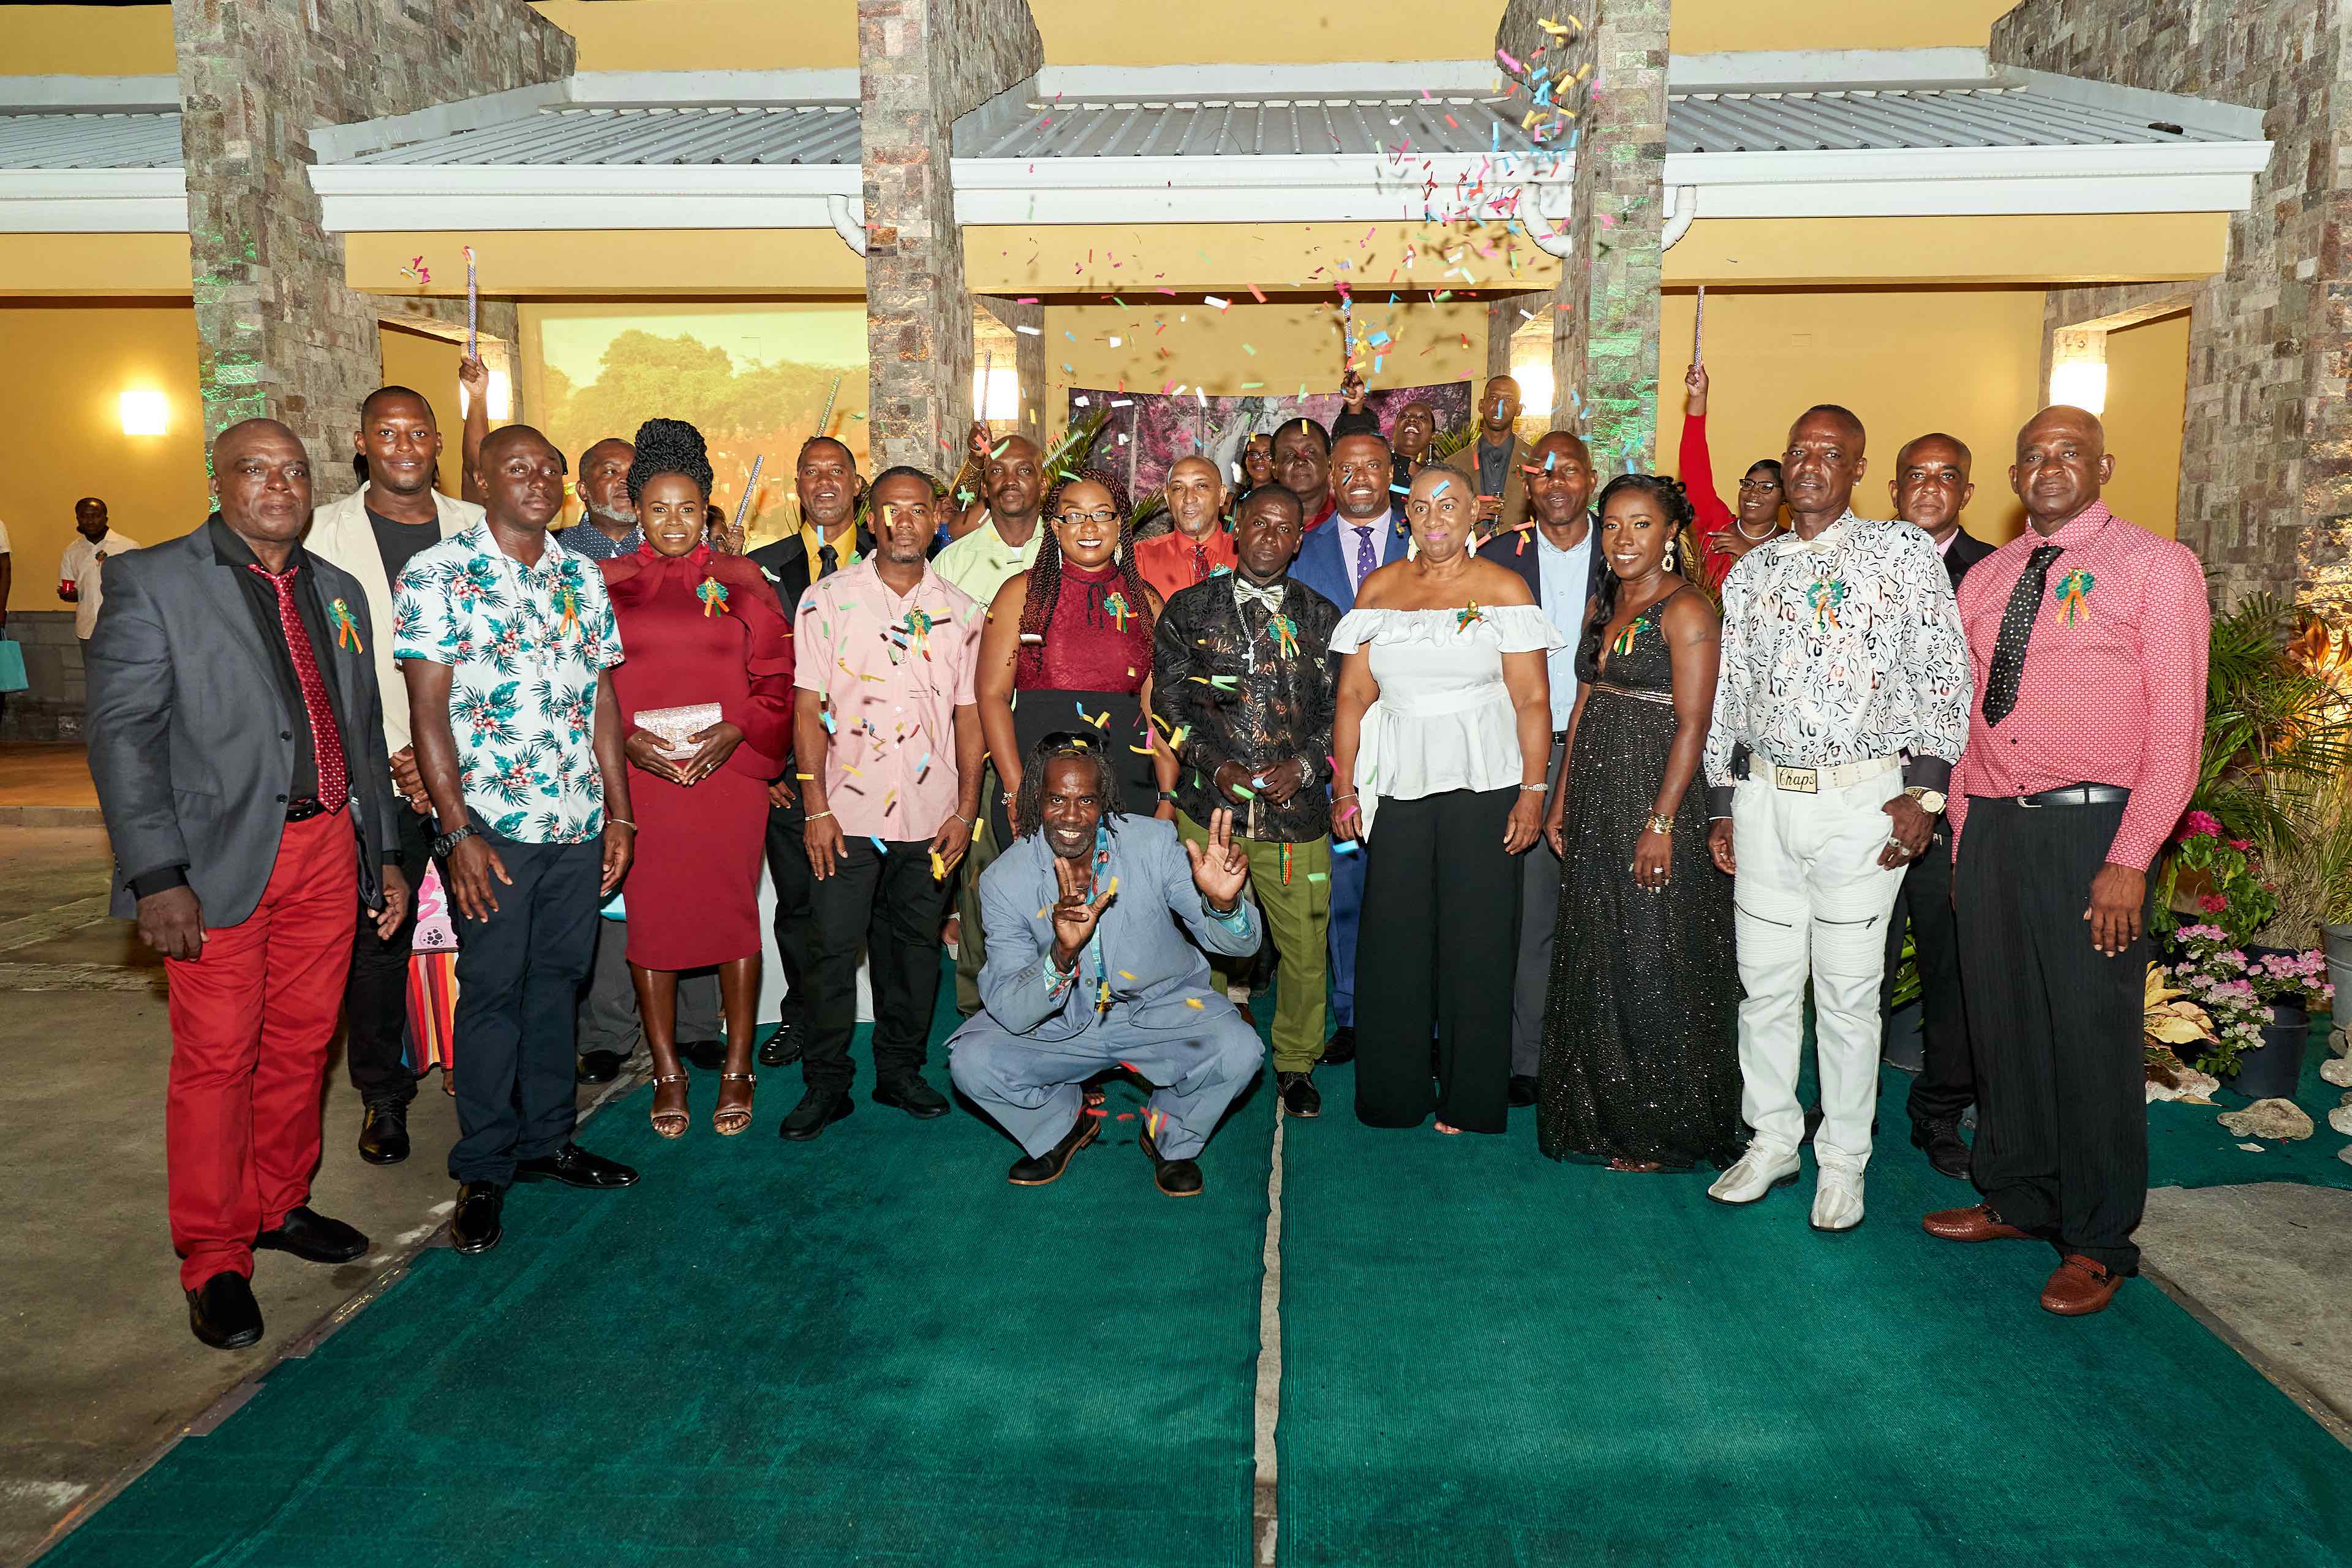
[1662,538,1677,572]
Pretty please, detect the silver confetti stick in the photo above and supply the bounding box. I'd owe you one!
[730,453,764,545]
[464,246,478,360]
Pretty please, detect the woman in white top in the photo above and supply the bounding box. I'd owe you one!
[1332,463,1559,1134]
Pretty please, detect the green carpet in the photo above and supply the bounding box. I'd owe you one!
[1275,1059,2352,1567]
[2150,1019,2352,1192]
[47,973,1275,1568]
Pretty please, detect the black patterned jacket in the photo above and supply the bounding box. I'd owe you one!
[1152,573,1343,843]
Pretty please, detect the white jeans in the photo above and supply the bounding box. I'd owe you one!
[1728,767,1907,1169]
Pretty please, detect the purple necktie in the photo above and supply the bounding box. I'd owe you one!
[1353,525,1376,588]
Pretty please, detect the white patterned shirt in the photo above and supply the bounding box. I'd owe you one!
[1702,511,1971,815]
[392,522,624,844]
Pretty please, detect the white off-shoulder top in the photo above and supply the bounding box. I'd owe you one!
[1330,603,1566,837]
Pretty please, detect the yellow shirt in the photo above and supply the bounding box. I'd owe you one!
[800,520,862,583]
[932,513,1044,608]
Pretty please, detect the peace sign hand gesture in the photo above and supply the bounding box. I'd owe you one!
[1185,808,1251,912]
[1048,852,1114,971]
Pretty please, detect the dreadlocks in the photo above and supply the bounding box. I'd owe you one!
[1009,733,1124,844]
[1015,467,1156,689]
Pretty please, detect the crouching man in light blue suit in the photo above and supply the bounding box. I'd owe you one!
[949,733,1265,1196]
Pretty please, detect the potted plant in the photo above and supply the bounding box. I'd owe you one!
[2144,962,2219,1103]
[2157,812,2278,944]
[2166,925,2334,1099]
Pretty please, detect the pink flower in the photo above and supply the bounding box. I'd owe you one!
[2229,838,2252,851]
[2198,893,2229,914]
[2182,810,2223,839]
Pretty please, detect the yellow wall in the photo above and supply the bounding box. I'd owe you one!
[346,230,867,298]
[0,6,175,74]
[1665,214,2231,289]
[528,1,858,71]
[2097,311,2189,539]
[375,325,476,499]
[1672,1,2015,53]
[1651,287,2048,545]
[967,221,1554,295]
[0,303,211,614]
[1031,1,1504,64]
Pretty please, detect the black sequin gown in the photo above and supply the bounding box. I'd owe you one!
[1537,587,1743,1170]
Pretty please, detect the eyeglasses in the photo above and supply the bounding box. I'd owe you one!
[1736,478,1781,494]
[1056,508,1120,526]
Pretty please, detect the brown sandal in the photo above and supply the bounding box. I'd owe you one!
[650,1072,690,1139]
[713,1071,756,1137]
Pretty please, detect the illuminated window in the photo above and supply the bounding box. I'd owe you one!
[459,370,514,421]
[972,364,1020,421]
[1509,360,1556,418]
[2049,361,2108,417]
[120,389,169,435]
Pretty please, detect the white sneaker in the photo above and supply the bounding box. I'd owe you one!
[1706,1144,1801,1205]
[1810,1167,1866,1233]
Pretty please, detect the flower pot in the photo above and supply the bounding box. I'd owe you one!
[2323,923,2352,1017]
[2221,1004,2310,1101]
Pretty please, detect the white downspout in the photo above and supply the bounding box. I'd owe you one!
[827,192,867,257]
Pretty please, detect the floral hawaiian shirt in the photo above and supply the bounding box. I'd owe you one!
[392,522,624,844]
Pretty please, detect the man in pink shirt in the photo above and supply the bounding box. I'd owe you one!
[784,467,987,1141]
[1924,406,2209,1317]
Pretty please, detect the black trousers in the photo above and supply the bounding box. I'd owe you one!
[762,797,815,1030]
[803,835,955,1092]
[1955,794,2149,1274]
[344,804,435,1107]
[447,829,601,1185]
[1354,788,1521,1134]
[1883,816,1975,1126]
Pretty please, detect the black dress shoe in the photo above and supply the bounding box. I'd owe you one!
[874,1075,951,1119]
[186,1270,263,1350]
[1140,1129,1205,1197]
[514,1144,639,1189]
[679,1039,727,1071]
[1912,1117,1973,1180]
[575,1050,624,1084]
[356,1099,410,1166]
[1008,1112,1100,1185]
[1508,1074,1539,1109]
[1277,1071,1321,1119]
[1321,1027,1356,1066]
[758,1021,809,1069]
[451,1182,504,1255]
[778,1087,853,1141]
[255,1205,369,1264]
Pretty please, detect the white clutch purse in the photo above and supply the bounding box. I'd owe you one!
[633,702,722,760]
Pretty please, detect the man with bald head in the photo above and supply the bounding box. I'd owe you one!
[1924,407,2208,1317]
[1879,432,1996,1179]
[1133,454,1237,600]
[1488,429,1603,1102]
[88,418,409,1348]
[307,381,485,1163]
[1702,404,1970,1234]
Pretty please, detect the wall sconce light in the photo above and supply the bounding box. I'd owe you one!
[459,371,514,421]
[2049,361,2108,417]
[971,365,1020,421]
[1509,361,1556,418]
[120,388,169,435]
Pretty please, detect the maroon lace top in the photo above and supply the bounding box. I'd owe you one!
[1015,559,1152,694]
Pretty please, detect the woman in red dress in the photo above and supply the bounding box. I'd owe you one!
[601,419,794,1137]
[1679,363,1787,589]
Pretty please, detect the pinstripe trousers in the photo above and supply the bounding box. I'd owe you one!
[1955,794,2148,1274]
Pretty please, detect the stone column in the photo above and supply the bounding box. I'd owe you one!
[1499,0,1670,470]
[860,0,1041,480]
[172,0,570,497]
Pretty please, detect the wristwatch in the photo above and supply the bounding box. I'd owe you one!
[431,823,480,858]
[1904,786,1947,815]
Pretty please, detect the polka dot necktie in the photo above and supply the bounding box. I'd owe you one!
[245,563,348,809]
[1353,525,1376,587]
[1981,543,2064,727]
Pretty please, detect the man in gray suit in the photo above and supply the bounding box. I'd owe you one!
[86,418,409,1351]
[948,734,1264,1196]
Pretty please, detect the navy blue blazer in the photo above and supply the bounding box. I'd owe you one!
[1485,514,1607,617]
[1293,506,1409,611]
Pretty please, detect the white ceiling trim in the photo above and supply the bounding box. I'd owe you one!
[0,75,179,113]
[0,168,186,232]
[1668,139,2271,217]
[949,151,1571,226]
[309,160,861,232]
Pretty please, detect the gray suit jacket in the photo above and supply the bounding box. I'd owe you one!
[86,521,401,926]
[976,815,1262,1041]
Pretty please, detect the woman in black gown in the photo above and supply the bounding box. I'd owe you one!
[1536,474,1742,1172]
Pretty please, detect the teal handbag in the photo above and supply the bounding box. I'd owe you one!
[0,633,26,695]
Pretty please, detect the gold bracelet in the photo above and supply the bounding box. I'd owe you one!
[1645,813,1675,835]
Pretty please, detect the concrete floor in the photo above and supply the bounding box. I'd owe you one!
[0,746,2346,1565]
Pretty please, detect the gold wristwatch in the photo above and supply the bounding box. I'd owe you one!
[1905,785,1947,815]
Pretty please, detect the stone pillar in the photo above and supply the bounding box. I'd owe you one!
[172,0,570,497]
[1994,0,2348,614]
[860,0,1041,480]
[1503,0,1670,472]
[977,295,1046,440]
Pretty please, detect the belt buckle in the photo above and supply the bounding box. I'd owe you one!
[1775,766,1818,794]
[2016,792,2042,810]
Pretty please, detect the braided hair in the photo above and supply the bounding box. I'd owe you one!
[626,418,714,505]
[1009,732,1125,844]
[1581,473,1696,671]
[1016,466,1155,688]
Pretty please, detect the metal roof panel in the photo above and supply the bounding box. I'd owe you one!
[0,111,181,169]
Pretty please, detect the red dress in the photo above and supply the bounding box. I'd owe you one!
[997,559,1157,840]
[601,544,794,970]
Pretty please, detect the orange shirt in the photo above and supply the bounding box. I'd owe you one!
[1133,526,1237,603]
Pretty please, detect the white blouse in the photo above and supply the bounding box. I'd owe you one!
[1330,603,1564,837]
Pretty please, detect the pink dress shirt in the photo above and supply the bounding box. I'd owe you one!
[1948,501,2208,870]
[794,559,982,840]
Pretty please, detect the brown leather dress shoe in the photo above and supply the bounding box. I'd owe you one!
[2040,1254,2126,1316]
[1921,1203,2035,1243]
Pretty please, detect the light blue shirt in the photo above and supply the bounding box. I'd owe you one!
[1535,524,1593,730]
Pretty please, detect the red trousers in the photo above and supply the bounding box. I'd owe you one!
[164,810,358,1289]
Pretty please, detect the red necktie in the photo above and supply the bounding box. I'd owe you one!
[1193,541,1208,582]
[246,564,349,811]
